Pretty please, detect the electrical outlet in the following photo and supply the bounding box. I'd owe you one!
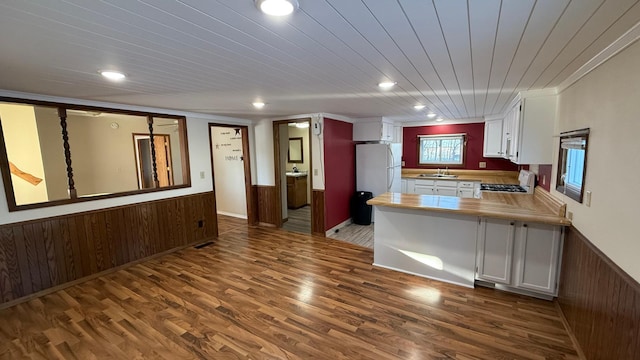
[401,160,405,166]
[542,175,546,185]
[567,211,573,220]
[479,162,486,168]
[314,169,318,176]
[585,191,592,207]
[198,220,204,228]
[200,171,205,179]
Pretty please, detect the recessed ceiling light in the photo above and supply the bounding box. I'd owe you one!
[252,102,266,109]
[100,70,126,81]
[414,105,426,110]
[255,0,298,16]
[427,112,437,118]
[435,118,444,122]
[378,81,397,89]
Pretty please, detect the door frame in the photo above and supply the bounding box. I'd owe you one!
[208,123,254,224]
[272,118,312,229]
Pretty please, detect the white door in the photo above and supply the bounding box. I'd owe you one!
[476,218,516,284]
[211,126,247,218]
[514,223,562,295]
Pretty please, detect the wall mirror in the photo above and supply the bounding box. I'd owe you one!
[288,137,303,163]
[556,128,589,203]
[0,98,191,211]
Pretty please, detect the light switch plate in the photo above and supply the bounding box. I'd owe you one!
[479,162,486,168]
[585,191,592,207]
[200,171,205,179]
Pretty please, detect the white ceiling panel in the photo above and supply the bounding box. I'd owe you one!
[0,0,637,121]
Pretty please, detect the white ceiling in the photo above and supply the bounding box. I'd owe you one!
[0,0,639,122]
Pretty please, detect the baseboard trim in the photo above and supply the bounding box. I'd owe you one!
[217,211,248,219]
[555,301,587,360]
[325,218,352,237]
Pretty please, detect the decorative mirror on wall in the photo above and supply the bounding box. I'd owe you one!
[0,98,191,211]
[288,137,303,163]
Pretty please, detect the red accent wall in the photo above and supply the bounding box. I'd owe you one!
[323,118,355,230]
[538,164,552,191]
[402,123,518,171]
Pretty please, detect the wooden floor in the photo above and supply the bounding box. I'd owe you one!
[0,219,579,359]
[282,205,310,234]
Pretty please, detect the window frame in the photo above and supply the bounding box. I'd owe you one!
[416,133,467,167]
[555,128,589,203]
[0,97,191,212]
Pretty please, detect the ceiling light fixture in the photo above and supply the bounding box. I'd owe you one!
[435,118,444,122]
[427,112,437,118]
[255,0,298,16]
[295,122,309,128]
[252,101,266,109]
[378,81,397,89]
[414,105,426,110]
[100,70,126,81]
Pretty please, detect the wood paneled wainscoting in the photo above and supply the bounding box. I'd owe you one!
[255,185,278,227]
[558,226,640,359]
[0,192,217,306]
[312,189,325,236]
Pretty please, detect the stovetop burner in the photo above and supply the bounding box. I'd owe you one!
[480,183,528,193]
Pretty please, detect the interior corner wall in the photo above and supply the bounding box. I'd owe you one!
[553,39,640,283]
[322,118,354,230]
[402,123,518,171]
[254,119,276,186]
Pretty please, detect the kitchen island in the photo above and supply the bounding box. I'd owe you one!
[368,191,570,297]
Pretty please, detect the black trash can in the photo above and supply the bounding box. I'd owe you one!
[351,191,373,225]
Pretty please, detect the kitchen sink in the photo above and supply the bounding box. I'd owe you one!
[418,174,458,178]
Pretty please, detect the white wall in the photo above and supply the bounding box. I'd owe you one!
[552,39,640,282]
[0,103,48,205]
[0,90,252,225]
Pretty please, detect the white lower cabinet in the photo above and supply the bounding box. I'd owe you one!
[476,218,515,284]
[476,218,563,297]
[405,178,480,198]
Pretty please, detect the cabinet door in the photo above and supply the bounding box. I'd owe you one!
[406,179,415,193]
[458,188,474,198]
[435,187,457,196]
[401,179,407,193]
[514,223,562,295]
[509,102,522,163]
[476,218,515,284]
[483,119,504,157]
[502,109,512,159]
[414,185,434,195]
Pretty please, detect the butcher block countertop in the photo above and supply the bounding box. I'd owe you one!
[367,189,571,226]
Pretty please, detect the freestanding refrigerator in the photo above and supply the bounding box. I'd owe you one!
[355,143,402,197]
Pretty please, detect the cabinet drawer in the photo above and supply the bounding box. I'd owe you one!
[458,181,476,188]
[415,179,435,186]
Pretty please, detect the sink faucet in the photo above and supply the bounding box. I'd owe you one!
[445,166,449,175]
[293,166,298,173]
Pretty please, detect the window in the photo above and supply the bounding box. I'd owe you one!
[556,129,589,203]
[418,134,466,166]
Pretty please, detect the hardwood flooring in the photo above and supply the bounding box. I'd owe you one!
[0,223,579,359]
[282,205,310,234]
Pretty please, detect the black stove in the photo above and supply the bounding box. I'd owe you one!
[480,183,528,193]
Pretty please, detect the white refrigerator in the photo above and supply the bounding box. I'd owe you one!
[356,143,402,196]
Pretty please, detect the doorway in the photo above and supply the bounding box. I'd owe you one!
[209,124,253,231]
[133,134,173,188]
[273,119,312,234]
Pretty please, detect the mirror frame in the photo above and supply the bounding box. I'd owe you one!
[0,96,191,211]
[288,137,304,163]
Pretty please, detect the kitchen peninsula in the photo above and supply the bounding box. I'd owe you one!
[368,189,570,298]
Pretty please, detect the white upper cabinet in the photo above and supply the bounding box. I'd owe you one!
[504,91,557,164]
[483,116,504,157]
[354,118,399,142]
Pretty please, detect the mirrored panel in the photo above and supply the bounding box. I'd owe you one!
[66,111,150,197]
[0,103,70,205]
[153,117,187,186]
[0,98,191,211]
